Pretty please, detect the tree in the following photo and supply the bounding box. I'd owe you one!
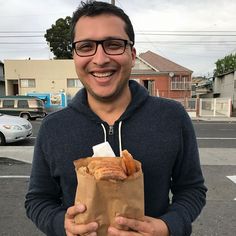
[214,53,236,76]
[44,16,72,59]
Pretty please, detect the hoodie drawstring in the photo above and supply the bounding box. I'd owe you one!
[100,121,123,156]
[118,121,123,156]
[100,123,107,143]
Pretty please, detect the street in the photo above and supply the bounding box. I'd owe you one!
[6,120,236,148]
[0,119,236,235]
[193,121,236,148]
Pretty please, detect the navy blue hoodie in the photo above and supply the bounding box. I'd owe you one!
[25,80,207,236]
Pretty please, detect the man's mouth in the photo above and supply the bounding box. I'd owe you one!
[91,71,114,78]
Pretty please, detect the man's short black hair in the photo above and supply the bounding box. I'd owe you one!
[71,1,135,45]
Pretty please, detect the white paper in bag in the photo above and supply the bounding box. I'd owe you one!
[92,141,116,157]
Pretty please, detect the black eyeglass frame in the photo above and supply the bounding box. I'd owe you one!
[72,38,134,57]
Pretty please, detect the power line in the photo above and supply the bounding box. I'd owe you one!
[0,40,235,45]
[0,42,46,44]
[0,31,45,33]
[1,30,236,35]
[0,35,44,38]
[136,40,236,43]
[135,30,236,32]
[136,32,236,36]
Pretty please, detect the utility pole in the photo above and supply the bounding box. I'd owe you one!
[111,0,115,5]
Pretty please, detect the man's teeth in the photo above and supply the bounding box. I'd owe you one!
[92,72,113,78]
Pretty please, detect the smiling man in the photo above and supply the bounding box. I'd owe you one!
[25,1,207,236]
[72,15,135,102]
[72,13,136,124]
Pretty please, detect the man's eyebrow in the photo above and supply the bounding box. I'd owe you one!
[75,36,125,41]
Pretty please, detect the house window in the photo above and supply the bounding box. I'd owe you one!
[67,79,83,88]
[171,76,191,90]
[20,79,35,88]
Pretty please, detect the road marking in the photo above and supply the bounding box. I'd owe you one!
[197,137,236,140]
[227,175,236,183]
[0,175,30,178]
[226,175,236,201]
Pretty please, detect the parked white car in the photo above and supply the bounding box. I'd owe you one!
[0,113,32,145]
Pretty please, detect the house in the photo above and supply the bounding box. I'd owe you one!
[138,51,193,100]
[0,61,5,95]
[4,59,80,103]
[191,76,213,98]
[213,70,236,110]
[4,53,193,103]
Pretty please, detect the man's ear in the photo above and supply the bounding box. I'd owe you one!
[131,47,136,68]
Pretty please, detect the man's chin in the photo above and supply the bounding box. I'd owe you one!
[90,90,121,103]
[94,93,117,103]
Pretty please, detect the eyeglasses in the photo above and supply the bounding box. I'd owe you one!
[72,38,133,57]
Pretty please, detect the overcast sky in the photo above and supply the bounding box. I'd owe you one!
[1,0,236,76]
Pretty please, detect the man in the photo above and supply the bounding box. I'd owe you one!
[25,1,207,236]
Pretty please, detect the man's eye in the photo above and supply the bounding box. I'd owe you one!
[106,41,123,49]
[76,42,94,52]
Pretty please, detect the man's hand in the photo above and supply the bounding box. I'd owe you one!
[64,204,98,236]
[108,216,170,236]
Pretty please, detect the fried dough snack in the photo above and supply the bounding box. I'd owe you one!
[88,158,127,181]
[121,149,137,176]
[84,150,138,181]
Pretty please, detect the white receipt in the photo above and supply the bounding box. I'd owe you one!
[92,141,116,157]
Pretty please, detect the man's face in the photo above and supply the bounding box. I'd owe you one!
[73,14,136,102]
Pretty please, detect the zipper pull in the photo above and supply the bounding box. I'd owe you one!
[109,125,114,135]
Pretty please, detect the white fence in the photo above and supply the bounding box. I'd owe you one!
[199,98,232,117]
[174,98,232,118]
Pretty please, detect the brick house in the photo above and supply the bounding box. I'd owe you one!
[134,51,193,100]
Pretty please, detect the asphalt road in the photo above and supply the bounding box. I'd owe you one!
[193,121,236,148]
[5,119,236,148]
[1,119,236,235]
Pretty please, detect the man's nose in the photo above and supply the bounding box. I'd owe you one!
[92,44,110,65]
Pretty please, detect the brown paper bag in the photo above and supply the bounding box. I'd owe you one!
[73,157,144,235]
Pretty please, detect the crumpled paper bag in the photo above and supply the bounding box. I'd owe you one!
[73,156,144,235]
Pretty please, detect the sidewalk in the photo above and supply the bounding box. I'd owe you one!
[0,146,34,164]
[1,146,236,166]
[191,116,236,122]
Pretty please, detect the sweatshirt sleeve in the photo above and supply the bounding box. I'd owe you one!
[25,122,67,236]
[159,105,207,236]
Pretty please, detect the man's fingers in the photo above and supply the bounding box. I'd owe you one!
[65,204,98,236]
[66,204,86,219]
[66,221,98,235]
[115,216,146,233]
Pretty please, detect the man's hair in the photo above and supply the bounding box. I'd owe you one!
[71,0,135,44]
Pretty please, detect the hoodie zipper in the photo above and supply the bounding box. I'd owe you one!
[109,125,114,135]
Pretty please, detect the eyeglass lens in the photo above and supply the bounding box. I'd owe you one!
[74,39,128,56]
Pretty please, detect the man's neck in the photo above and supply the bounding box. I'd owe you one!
[87,90,131,125]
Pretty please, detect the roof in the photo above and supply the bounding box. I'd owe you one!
[139,50,193,73]
[131,69,163,75]
[215,69,235,78]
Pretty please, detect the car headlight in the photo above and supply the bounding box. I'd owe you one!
[3,125,23,130]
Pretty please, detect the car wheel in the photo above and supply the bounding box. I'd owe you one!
[21,113,30,120]
[0,132,6,146]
